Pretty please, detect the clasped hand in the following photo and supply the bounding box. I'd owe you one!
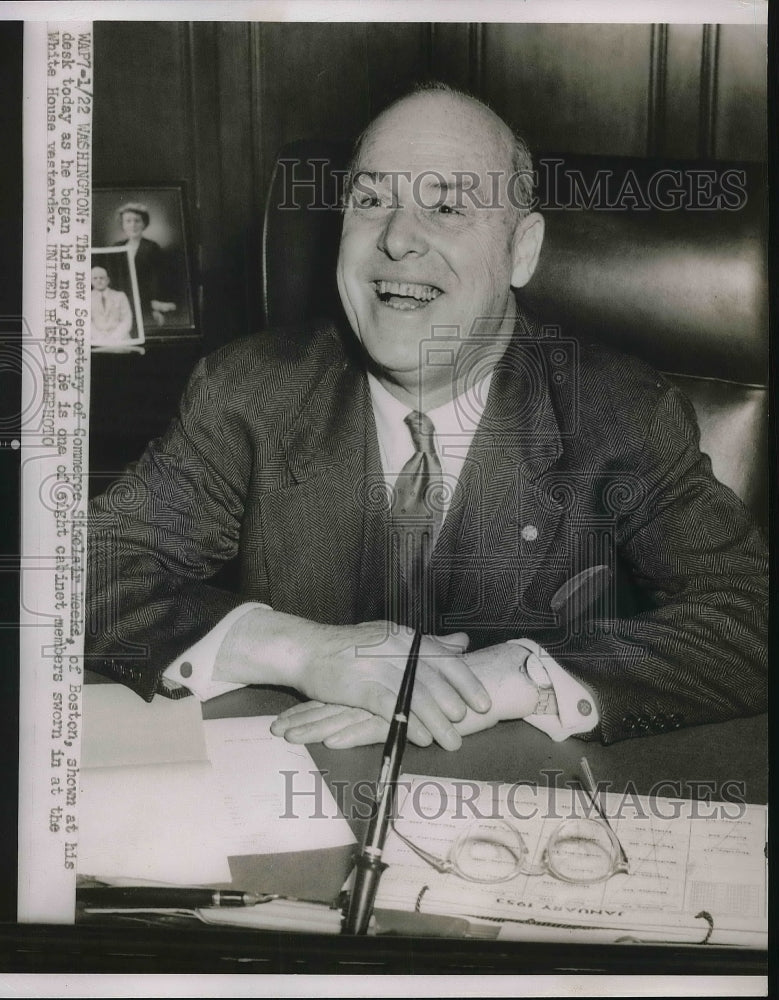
[285,620,492,751]
[214,610,516,750]
[215,610,538,750]
[271,638,538,750]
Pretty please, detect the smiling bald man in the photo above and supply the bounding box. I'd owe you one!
[87,84,767,748]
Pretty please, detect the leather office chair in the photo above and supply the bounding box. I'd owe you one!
[262,141,768,524]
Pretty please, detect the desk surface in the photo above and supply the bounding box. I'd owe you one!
[74,681,767,974]
[202,686,768,906]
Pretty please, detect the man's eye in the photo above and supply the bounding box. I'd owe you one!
[437,203,463,216]
[351,192,388,210]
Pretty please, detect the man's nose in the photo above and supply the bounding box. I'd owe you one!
[377,206,429,260]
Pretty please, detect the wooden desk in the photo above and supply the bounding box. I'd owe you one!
[69,681,766,974]
[203,687,768,912]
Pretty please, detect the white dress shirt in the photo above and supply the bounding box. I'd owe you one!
[163,370,599,740]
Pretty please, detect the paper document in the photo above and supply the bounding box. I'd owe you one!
[203,716,356,856]
[79,760,233,885]
[80,691,355,886]
[79,686,232,884]
[374,773,767,948]
[81,683,208,768]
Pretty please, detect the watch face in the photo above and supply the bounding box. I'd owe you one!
[525,652,553,689]
[534,687,558,716]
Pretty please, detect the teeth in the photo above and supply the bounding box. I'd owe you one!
[373,280,442,302]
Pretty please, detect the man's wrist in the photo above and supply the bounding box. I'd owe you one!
[460,642,539,723]
[532,684,559,716]
[522,652,558,716]
[163,602,268,700]
[214,606,310,688]
[507,637,599,739]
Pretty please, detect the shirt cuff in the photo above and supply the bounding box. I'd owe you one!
[507,638,599,741]
[162,602,269,701]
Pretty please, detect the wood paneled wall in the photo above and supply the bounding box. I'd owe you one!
[90,20,766,473]
[93,21,434,350]
[93,20,766,349]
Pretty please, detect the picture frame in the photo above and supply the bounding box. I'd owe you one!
[91,184,197,340]
[90,246,145,352]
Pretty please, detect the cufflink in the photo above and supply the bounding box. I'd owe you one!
[179,661,193,679]
[577,698,592,717]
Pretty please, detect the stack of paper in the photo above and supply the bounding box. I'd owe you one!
[202,716,356,857]
[79,687,355,887]
[79,686,232,884]
[374,773,767,948]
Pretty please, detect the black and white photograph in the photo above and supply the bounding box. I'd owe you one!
[90,247,144,350]
[92,186,195,337]
[8,2,770,995]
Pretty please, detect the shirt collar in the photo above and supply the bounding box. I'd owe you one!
[367,371,493,435]
[366,369,493,479]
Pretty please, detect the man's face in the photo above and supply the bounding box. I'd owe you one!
[91,267,109,290]
[337,92,543,399]
[121,211,146,239]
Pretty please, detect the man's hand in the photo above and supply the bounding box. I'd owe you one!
[271,641,540,749]
[214,609,492,750]
[150,300,177,326]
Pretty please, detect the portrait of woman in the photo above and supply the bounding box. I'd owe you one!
[92,186,196,338]
[113,202,177,327]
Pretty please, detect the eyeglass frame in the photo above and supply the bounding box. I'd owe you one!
[388,780,631,886]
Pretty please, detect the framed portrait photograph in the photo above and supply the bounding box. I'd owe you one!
[92,185,197,339]
[90,246,145,351]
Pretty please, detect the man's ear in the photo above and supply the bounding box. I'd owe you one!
[510,212,545,289]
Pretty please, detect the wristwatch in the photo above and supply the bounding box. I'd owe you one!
[523,652,558,716]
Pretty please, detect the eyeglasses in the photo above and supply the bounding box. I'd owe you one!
[389,759,630,886]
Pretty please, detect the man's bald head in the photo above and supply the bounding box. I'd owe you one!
[345,83,535,217]
[336,81,545,408]
[91,266,110,290]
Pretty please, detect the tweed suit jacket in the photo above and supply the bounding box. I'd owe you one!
[86,314,768,744]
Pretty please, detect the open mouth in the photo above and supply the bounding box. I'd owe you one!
[372,280,443,310]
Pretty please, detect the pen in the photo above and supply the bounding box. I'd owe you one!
[343,627,422,935]
[77,887,263,909]
[579,755,630,870]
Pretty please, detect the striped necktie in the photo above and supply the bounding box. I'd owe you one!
[390,410,443,630]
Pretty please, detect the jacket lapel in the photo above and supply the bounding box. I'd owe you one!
[259,355,390,624]
[430,330,566,643]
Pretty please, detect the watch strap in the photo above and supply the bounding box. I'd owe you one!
[524,652,558,716]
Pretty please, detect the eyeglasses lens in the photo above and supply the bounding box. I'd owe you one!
[545,818,619,883]
[449,819,528,883]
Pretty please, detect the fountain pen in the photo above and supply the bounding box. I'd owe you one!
[343,628,423,935]
[78,887,263,908]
